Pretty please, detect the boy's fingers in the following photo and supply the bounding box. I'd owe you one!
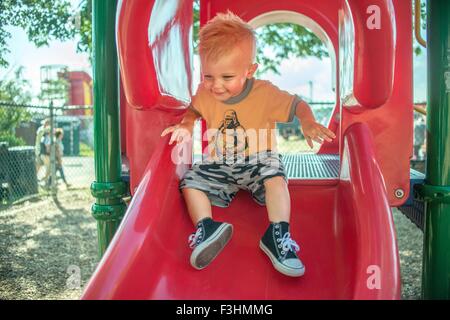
[313,137,323,144]
[322,127,336,139]
[306,137,314,149]
[319,132,333,142]
[161,126,175,137]
[169,130,179,145]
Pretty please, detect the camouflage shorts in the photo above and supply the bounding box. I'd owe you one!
[179,151,286,207]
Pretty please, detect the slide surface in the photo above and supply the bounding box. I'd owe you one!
[82,123,401,299]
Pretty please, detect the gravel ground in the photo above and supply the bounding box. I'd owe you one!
[0,190,98,300]
[392,208,423,300]
[0,190,423,300]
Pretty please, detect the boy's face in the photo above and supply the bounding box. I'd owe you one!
[201,44,258,102]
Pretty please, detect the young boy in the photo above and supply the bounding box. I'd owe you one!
[161,12,335,277]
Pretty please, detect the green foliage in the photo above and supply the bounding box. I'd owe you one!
[0,0,76,67]
[76,0,91,54]
[0,67,32,104]
[255,24,328,75]
[0,67,32,142]
[0,132,25,147]
[79,142,94,157]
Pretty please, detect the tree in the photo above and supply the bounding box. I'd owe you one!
[0,67,32,146]
[0,0,75,67]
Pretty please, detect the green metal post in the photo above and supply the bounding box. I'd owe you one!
[91,0,127,258]
[421,0,450,299]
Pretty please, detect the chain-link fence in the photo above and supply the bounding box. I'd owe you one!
[0,102,94,209]
[276,102,335,154]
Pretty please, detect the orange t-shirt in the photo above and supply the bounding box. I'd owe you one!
[191,78,299,160]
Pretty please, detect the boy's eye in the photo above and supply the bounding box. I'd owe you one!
[223,76,234,80]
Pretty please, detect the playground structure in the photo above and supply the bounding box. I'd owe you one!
[82,0,450,299]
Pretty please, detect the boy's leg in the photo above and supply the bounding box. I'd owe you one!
[263,176,290,223]
[257,172,304,277]
[182,187,212,226]
[180,164,236,270]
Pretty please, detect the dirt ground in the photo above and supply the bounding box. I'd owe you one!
[0,190,98,300]
[0,189,423,300]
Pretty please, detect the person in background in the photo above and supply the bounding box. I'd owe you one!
[54,128,71,189]
[40,128,51,186]
[35,118,50,177]
[414,116,426,160]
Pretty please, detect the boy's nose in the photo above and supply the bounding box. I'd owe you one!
[212,79,223,89]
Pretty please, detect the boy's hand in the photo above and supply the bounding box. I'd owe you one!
[161,123,192,145]
[301,120,336,149]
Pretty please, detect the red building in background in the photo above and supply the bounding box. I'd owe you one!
[67,71,93,115]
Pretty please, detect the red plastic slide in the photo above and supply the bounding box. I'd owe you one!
[82,122,400,299]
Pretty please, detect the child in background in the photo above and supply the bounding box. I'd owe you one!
[52,128,71,189]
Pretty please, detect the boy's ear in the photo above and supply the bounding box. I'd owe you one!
[247,63,258,78]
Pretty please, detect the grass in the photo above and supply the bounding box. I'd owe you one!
[79,143,94,157]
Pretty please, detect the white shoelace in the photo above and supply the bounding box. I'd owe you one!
[278,232,300,253]
[188,227,203,248]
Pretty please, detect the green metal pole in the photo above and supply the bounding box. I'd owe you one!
[91,0,127,258]
[421,0,450,299]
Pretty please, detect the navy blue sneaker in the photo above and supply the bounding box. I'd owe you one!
[188,218,233,270]
[260,222,305,277]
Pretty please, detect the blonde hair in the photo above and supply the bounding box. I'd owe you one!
[55,128,64,138]
[199,11,256,63]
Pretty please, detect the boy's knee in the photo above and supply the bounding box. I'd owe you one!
[263,176,286,189]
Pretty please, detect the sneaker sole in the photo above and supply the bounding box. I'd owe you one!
[259,241,305,277]
[190,223,233,270]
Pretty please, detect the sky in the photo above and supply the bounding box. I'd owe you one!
[0,1,427,104]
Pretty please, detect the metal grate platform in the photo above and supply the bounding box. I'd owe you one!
[282,154,340,179]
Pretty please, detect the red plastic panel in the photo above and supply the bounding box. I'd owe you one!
[82,129,399,299]
[341,0,412,206]
[117,0,193,109]
[338,122,401,299]
[94,0,407,299]
[340,0,395,109]
[117,0,193,191]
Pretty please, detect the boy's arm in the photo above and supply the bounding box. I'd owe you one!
[161,106,201,145]
[295,100,336,148]
[295,100,316,125]
[180,106,201,133]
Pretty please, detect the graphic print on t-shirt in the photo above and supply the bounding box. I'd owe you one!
[213,109,248,159]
